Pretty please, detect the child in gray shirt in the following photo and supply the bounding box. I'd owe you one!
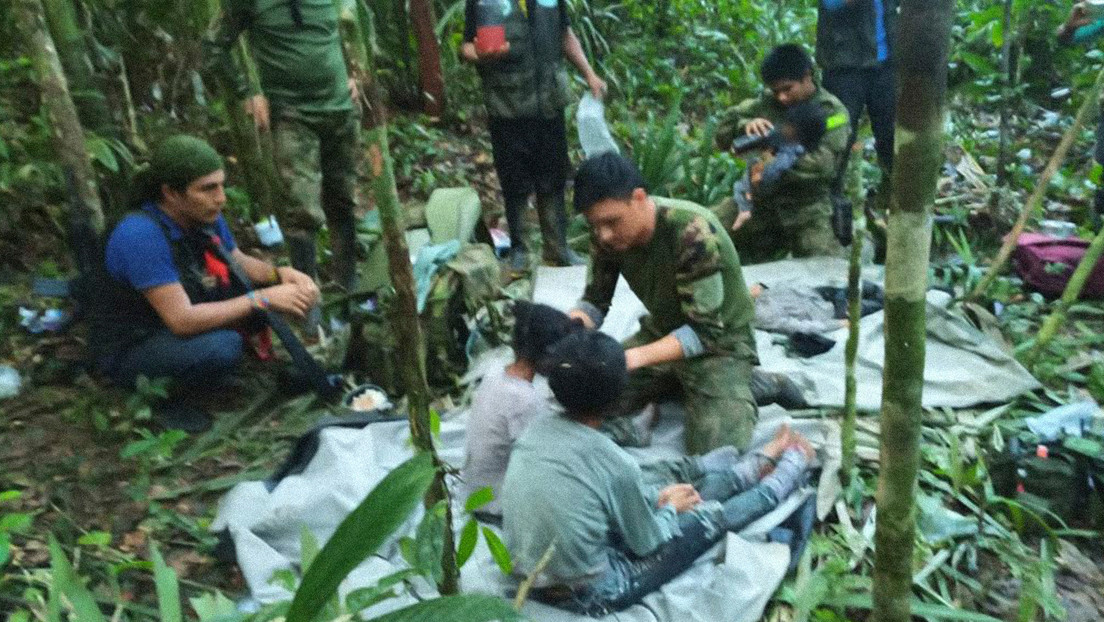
[460,302,580,516]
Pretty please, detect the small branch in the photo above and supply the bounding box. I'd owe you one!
[514,541,557,611]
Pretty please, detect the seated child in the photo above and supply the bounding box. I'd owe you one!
[733,100,828,216]
[460,301,580,516]
[503,331,813,616]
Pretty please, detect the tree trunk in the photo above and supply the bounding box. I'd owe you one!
[993,0,1014,190]
[1025,224,1104,367]
[841,194,864,486]
[872,2,953,621]
[351,4,459,594]
[41,0,114,136]
[16,0,104,236]
[967,66,1104,304]
[409,0,446,117]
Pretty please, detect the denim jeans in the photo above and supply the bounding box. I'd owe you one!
[101,328,244,389]
[541,476,780,616]
[823,63,896,170]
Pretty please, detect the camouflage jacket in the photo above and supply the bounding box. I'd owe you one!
[579,197,757,359]
[716,88,850,211]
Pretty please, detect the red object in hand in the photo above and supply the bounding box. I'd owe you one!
[476,24,506,55]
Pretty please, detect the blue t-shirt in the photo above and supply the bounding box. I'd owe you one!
[105,203,237,291]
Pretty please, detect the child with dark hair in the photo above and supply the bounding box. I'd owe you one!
[460,301,580,516]
[503,330,813,615]
[733,101,829,216]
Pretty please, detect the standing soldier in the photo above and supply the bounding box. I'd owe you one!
[460,0,606,272]
[715,44,851,263]
[205,0,360,322]
[816,0,898,172]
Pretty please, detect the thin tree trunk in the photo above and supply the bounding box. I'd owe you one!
[993,0,1014,190]
[872,1,953,621]
[841,193,864,486]
[967,66,1104,304]
[409,0,446,117]
[351,5,460,594]
[1025,224,1104,367]
[16,0,104,236]
[41,0,114,136]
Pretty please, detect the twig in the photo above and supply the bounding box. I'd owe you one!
[513,540,556,611]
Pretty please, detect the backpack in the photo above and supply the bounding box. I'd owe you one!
[1012,232,1104,299]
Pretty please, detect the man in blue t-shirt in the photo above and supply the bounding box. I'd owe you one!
[815,0,898,172]
[90,135,319,431]
[1059,3,1104,222]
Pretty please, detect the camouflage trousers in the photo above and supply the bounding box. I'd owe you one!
[603,333,759,454]
[271,107,359,236]
[712,197,844,265]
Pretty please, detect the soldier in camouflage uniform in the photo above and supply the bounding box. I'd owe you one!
[205,0,360,305]
[568,153,761,454]
[714,44,850,264]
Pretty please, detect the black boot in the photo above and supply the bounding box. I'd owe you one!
[328,212,359,293]
[286,231,322,333]
[536,191,584,266]
[503,192,530,274]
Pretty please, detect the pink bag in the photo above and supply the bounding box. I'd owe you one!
[1012,232,1104,299]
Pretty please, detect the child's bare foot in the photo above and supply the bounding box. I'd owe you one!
[787,430,816,461]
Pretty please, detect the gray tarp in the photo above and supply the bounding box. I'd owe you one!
[213,257,1037,620]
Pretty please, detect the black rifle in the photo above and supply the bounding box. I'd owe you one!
[829,131,855,247]
[205,232,342,401]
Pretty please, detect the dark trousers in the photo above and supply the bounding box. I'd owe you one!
[823,63,896,170]
[487,115,571,257]
[102,329,244,390]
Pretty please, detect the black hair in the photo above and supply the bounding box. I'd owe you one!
[572,152,647,214]
[546,331,627,417]
[760,44,814,85]
[782,101,828,151]
[512,301,581,373]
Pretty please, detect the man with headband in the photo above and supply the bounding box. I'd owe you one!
[86,135,319,432]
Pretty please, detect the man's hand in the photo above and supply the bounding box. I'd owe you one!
[568,309,596,329]
[731,210,752,232]
[348,77,360,106]
[744,118,774,137]
[585,72,608,100]
[261,283,316,318]
[657,484,701,513]
[461,40,511,63]
[244,94,271,132]
[276,266,320,302]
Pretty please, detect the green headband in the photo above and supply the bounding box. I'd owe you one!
[148,135,223,192]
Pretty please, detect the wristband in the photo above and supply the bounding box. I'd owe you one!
[247,291,270,311]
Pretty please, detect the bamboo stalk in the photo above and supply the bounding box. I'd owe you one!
[872,1,954,621]
[1024,224,1104,367]
[841,188,864,486]
[967,65,1104,303]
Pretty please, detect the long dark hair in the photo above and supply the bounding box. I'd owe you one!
[512,301,583,373]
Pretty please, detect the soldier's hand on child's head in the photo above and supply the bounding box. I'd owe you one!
[567,309,596,329]
[745,118,774,137]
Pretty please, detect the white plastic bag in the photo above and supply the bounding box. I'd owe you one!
[576,93,619,158]
[254,215,284,247]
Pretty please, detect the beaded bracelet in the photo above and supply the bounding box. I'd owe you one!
[246,291,270,311]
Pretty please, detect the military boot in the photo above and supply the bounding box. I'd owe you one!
[286,231,322,335]
[328,212,359,293]
[536,192,585,266]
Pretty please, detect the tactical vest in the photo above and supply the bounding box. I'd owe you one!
[815,0,898,71]
[83,209,242,363]
[477,0,569,119]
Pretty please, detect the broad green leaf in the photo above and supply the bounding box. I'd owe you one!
[413,500,446,584]
[464,486,495,513]
[0,533,9,566]
[456,518,478,569]
[285,452,436,622]
[0,490,21,503]
[0,513,32,533]
[367,594,523,622]
[430,409,441,439]
[151,544,182,622]
[49,535,108,622]
[482,527,512,575]
[77,531,111,548]
[299,525,320,572]
[8,610,30,622]
[85,137,118,173]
